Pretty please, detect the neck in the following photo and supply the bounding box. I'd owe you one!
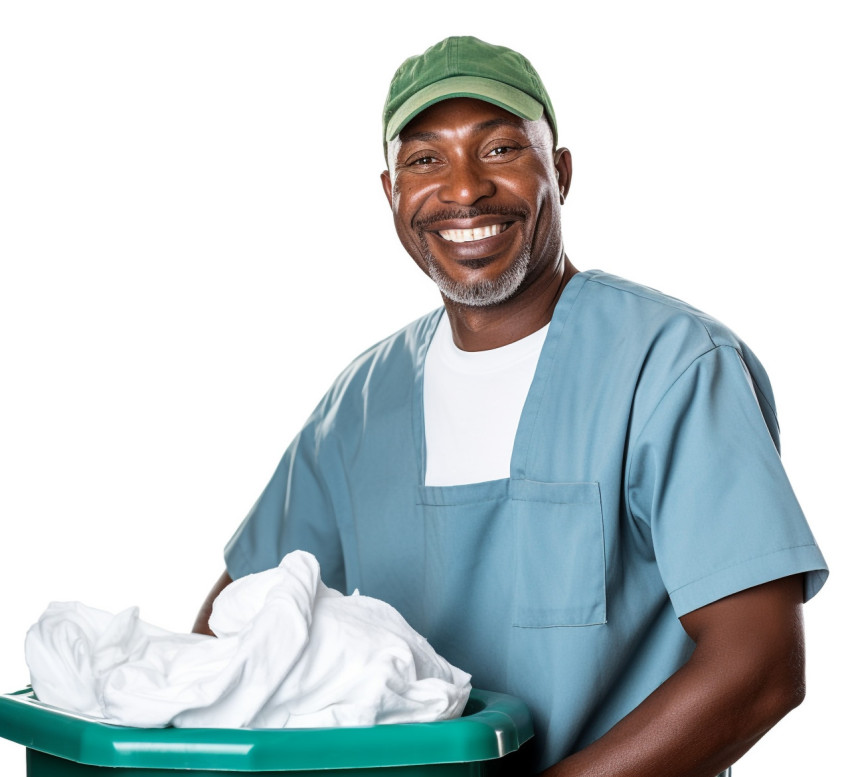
[443,253,579,352]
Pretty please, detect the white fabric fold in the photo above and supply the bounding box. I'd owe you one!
[25,551,471,728]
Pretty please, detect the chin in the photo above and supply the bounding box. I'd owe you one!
[427,248,531,308]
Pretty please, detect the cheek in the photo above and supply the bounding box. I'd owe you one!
[392,180,432,230]
[390,189,427,259]
[499,166,551,205]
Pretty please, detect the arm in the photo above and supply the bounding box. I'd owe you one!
[541,574,805,777]
[191,569,233,636]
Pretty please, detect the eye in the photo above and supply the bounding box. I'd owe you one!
[487,146,515,156]
[401,152,442,170]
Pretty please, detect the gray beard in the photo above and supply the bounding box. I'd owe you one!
[423,244,531,308]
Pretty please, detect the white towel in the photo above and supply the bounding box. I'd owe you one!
[25,551,471,728]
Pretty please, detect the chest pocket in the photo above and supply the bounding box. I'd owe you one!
[511,480,607,628]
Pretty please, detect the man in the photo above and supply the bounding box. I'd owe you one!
[194,37,827,776]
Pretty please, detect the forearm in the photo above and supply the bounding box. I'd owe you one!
[541,577,805,777]
[541,642,800,776]
[192,569,233,635]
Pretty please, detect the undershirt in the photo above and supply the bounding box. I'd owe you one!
[423,313,549,486]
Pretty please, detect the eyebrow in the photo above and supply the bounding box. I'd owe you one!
[399,116,527,145]
[400,130,440,143]
[474,117,525,132]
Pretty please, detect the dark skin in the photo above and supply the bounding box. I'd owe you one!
[539,575,805,777]
[195,97,807,775]
[381,98,578,352]
[192,569,232,636]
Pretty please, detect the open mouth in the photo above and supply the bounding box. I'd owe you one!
[437,223,510,243]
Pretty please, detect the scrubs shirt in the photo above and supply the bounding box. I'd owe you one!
[225,270,827,771]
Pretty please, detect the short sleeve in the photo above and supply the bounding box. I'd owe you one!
[224,419,346,592]
[627,345,828,616]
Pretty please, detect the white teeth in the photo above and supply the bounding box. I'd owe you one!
[438,223,507,242]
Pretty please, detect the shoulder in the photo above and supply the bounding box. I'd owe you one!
[578,270,742,351]
[568,270,778,431]
[306,308,442,438]
[325,308,441,402]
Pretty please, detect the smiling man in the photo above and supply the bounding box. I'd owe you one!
[383,97,571,320]
[197,37,827,776]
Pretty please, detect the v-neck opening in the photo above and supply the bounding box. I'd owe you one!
[412,271,594,487]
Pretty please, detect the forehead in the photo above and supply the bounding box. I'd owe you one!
[395,97,551,148]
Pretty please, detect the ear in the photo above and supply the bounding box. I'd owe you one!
[554,148,572,203]
[380,170,393,208]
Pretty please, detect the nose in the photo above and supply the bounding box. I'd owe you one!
[437,156,496,206]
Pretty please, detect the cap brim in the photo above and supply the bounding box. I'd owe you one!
[385,75,544,142]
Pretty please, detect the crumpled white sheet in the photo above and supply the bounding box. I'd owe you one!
[25,550,471,728]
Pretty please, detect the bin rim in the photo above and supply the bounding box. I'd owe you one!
[0,687,533,771]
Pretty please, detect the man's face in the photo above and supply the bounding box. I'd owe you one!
[381,98,570,308]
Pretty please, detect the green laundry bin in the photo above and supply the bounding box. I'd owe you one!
[0,688,533,776]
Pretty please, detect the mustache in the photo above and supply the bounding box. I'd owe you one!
[415,205,529,230]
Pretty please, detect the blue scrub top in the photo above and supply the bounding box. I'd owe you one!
[226,271,827,771]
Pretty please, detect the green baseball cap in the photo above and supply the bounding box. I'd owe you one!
[383,36,558,151]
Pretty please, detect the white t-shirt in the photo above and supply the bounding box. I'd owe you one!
[423,313,549,487]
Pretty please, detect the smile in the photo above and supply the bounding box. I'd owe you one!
[437,223,509,243]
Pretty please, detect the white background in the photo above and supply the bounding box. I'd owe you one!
[1,1,847,774]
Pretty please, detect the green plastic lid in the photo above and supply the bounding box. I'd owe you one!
[0,688,533,772]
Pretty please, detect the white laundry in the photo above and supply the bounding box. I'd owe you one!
[25,551,471,728]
